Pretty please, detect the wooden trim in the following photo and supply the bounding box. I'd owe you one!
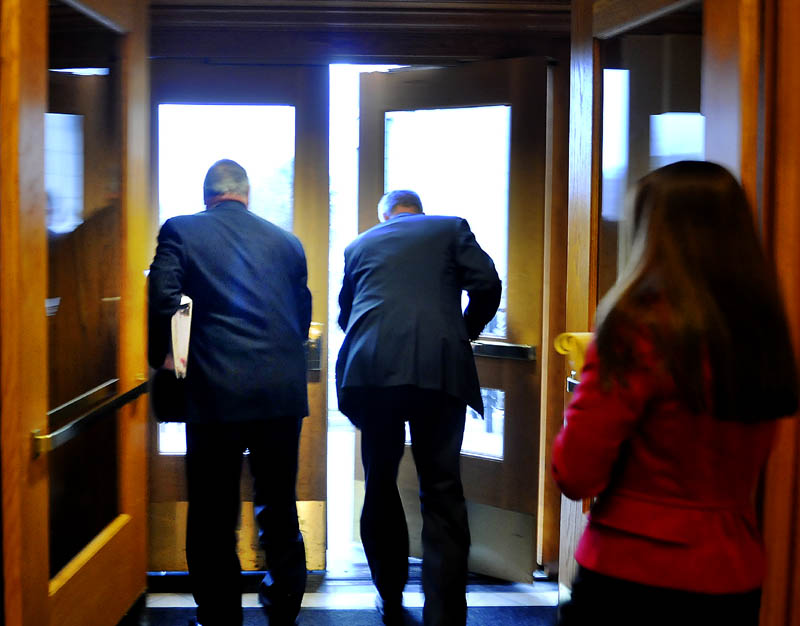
[356,72,385,234]
[288,65,330,503]
[593,0,699,39]
[736,0,761,217]
[111,0,150,613]
[559,0,599,592]
[537,50,570,571]
[47,515,142,626]
[701,0,762,185]
[1,1,50,624]
[565,2,599,336]
[760,2,800,624]
[149,3,571,33]
[760,0,777,248]
[61,0,142,33]
[148,0,567,7]
[48,514,130,595]
[148,2,571,63]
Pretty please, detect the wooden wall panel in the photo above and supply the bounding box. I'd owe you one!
[701,0,761,213]
[761,1,800,623]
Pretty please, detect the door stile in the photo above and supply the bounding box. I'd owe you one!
[117,1,151,595]
[559,0,602,597]
[538,53,571,573]
[292,66,330,569]
[1,0,50,624]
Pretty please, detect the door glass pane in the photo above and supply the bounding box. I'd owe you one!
[47,0,122,575]
[463,388,504,459]
[598,20,704,300]
[384,106,510,337]
[156,103,296,453]
[158,104,295,229]
[404,387,505,460]
[49,411,119,576]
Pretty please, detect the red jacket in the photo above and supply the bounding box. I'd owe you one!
[552,336,775,593]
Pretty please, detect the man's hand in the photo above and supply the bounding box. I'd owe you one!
[162,353,175,370]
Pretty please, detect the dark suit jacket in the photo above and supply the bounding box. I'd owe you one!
[336,213,501,418]
[148,200,312,422]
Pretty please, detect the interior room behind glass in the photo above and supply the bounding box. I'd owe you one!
[597,3,703,300]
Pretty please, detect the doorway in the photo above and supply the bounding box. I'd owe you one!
[148,58,565,586]
[326,64,403,574]
[148,60,329,573]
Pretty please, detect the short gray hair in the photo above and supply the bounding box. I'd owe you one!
[377,190,423,220]
[203,159,249,203]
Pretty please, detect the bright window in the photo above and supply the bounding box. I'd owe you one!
[156,103,296,454]
[384,106,510,337]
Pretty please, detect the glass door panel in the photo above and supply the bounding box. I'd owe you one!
[46,10,122,577]
[598,26,704,301]
[155,104,297,454]
[383,105,510,337]
[158,104,295,229]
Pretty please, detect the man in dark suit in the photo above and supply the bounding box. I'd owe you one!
[336,190,501,626]
[148,159,312,626]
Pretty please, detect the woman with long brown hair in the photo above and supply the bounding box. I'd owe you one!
[553,160,798,625]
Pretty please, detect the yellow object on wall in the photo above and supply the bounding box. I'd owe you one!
[554,332,594,378]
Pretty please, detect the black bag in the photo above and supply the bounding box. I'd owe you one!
[149,368,187,422]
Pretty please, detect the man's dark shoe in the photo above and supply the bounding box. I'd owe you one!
[375,594,407,625]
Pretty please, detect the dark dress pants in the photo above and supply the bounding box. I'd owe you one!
[558,566,762,626]
[185,418,307,626]
[357,386,470,626]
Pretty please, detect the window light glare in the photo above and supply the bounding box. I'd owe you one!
[50,67,110,76]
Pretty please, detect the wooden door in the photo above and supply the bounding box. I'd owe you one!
[147,60,330,573]
[561,0,767,602]
[355,56,570,582]
[1,1,150,624]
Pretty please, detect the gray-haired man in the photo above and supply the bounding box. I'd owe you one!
[149,159,312,626]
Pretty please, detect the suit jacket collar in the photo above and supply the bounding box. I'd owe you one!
[387,211,423,220]
[207,200,247,212]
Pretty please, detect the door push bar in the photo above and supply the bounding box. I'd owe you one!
[32,379,148,458]
[471,340,536,361]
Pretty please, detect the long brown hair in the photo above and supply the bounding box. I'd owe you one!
[595,160,798,421]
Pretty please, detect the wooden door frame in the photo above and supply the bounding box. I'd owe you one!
[561,0,763,595]
[760,2,800,624]
[1,1,150,624]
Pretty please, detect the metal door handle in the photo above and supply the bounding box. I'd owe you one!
[471,340,536,361]
[33,379,148,457]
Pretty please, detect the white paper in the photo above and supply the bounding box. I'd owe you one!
[171,294,192,378]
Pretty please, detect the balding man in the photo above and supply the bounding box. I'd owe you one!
[149,159,311,626]
[336,190,501,626]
